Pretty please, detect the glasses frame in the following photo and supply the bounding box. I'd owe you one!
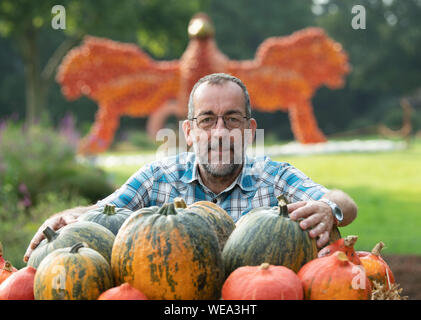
[190,114,250,130]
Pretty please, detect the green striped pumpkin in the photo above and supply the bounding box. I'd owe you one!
[173,198,235,250]
[78,204,132,235]
[111,201,224,300]
[222,196,318,277]
[27,221,115,268]
[34,242,113,300]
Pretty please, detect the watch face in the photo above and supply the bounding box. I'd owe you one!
[320,199,343,223]
[333,206,344,222]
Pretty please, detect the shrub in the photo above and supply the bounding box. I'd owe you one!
[0,118,115,268]
[0,192,90,269]
[124,130,159,150]
[0,119,114,207]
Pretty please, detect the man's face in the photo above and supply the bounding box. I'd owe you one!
[183,81,257,177]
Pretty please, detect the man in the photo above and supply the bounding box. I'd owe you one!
[23,73,357,262]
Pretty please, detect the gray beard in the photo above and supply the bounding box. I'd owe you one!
[193,138,245,177]
[200,162,242,177]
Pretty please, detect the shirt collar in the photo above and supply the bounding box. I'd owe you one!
[179,153,200,184]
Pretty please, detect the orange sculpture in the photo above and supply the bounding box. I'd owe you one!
[57,13,350,155]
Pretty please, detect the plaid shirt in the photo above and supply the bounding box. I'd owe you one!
[97,152,329,222]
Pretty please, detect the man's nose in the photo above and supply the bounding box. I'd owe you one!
[212,117,230,138]
[215,116,226,129]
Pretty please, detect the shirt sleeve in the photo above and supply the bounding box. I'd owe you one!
[275,163,329,203]
[96,164,154,211]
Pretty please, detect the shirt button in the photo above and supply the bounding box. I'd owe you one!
[212,198,218,203]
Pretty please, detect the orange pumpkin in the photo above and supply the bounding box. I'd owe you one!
[318,235,361,264]
[0,261,17,285]
[357,242,395,289]
[0,266,36,300]
[298,251,372,300]
[0,242,4,269]
[98,283,148,300]
[0,243,17,271]
[222,262,303,300]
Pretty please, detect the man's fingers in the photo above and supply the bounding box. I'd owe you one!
[23,225,47,262]
[309,220,330,239]
[289,202,316,220]
[287,200,333,249]
[30,233,43,250]
[23,232,43,262]
[316,231,330,248]
[23,248,32,263]
[299,213,322,230]
[63,216,78,225]
[287,201,306,213]
[22,216,67,263]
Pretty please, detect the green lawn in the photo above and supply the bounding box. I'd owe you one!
[274,139,421,255]
[100,137,421,255]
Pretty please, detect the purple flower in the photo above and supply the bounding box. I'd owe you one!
[59,112,80,148]
[19,195,32,208]
[19,183,29,194]
[18,183,32,208]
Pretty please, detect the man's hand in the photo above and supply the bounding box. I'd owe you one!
[288,200,334,248]
[23,205,96,263]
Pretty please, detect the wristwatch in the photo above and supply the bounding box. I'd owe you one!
[319,198,344,226]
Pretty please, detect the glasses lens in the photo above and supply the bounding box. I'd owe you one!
[197,115,217,129]
[224,115,243,128]
[196,114,246,129]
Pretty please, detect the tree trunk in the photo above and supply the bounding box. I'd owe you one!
[19,26,48,125]
[18,26,82,126]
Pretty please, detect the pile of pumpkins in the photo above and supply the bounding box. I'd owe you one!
[0,196,398,300]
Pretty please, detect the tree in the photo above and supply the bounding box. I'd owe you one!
[208,0,315,60]
[314,0,421,132]
[0,0,207,124]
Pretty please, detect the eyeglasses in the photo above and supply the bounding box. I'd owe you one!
[190,114,250,130]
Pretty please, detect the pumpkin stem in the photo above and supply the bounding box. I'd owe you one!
[70,242,86,254]
[344,235,358,247]
[43,226,59,242]
[2,261,13,272]
[173,197,187,209]
[260,262,270,270]
[277,195,289,217]
[371,241,385,256]
[158,203,178,215]
[104,204,116,215]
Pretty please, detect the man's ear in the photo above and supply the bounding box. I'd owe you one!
[247,118,257,144]
[182,119,193,147]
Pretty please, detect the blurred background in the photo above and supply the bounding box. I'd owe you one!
[0,0,420,297]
